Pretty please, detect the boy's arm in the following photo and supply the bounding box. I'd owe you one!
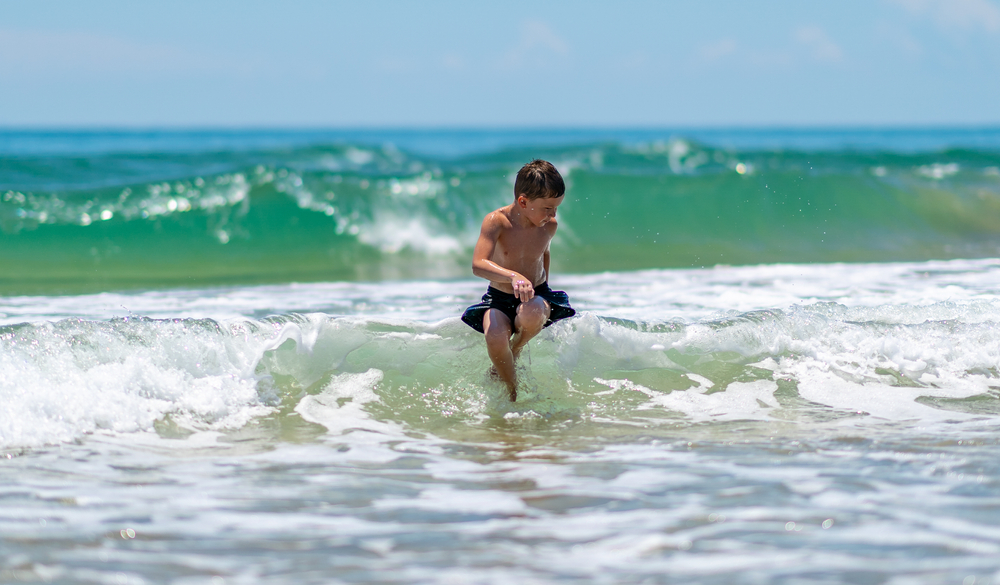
[471,213,535,301]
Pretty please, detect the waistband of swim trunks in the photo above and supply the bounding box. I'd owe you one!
[486,282,550,296]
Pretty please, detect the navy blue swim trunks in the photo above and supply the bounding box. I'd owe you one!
[461,282,575,334]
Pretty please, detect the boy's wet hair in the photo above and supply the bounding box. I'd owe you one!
[514,159,565,200]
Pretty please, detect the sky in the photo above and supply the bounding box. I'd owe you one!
[2,0,999,127]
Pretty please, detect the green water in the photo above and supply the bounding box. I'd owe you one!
[3,134,999,294]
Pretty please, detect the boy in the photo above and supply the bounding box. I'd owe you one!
[461,159,576,401]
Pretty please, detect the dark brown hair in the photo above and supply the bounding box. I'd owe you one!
[514,159,565,200]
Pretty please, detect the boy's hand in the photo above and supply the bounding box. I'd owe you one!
[511,275,534,302]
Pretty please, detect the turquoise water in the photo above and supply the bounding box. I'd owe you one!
[3,129,1000,584]
[3,128,999,293]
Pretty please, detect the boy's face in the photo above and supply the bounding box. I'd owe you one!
[518,195,563,226]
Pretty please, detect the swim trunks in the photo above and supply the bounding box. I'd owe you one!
[461,282,575,334]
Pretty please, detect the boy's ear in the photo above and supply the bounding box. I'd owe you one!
[516,194,528,208]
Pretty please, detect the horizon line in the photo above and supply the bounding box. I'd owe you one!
[3,123,1000,132]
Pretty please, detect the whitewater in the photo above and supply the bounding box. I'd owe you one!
[3,128,1000,584]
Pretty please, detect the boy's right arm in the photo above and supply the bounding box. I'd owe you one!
[471,213,535,301]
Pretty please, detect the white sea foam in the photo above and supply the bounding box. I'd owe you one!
[3,259,1000,449]
[295,369,402,436]
[3,258,998,325]
[597,378,781,422]
[0,318,279,448]
[563,258,1000,322]
[356,213,466,254]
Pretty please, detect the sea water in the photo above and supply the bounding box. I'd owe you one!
[3,129,1000,584]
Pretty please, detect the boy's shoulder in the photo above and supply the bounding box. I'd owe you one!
[481,205,514,231]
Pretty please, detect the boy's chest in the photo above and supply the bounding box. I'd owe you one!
[495,227,551,259]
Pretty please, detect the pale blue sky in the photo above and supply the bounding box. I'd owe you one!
[2,0,999,127]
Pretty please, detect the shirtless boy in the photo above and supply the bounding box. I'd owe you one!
[461,159,575,401]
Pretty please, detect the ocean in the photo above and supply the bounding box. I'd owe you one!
[3,128,1000,584]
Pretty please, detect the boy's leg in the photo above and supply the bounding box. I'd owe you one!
[483,308,517,400]
[510,297,551,359]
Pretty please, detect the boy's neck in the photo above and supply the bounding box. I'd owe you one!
[506,202,533,228]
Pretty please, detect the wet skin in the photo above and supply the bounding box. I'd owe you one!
[471,195,564,399]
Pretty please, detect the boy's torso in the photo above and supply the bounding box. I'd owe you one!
[488,206,556,293]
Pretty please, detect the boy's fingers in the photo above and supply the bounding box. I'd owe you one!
[513,279,534,302]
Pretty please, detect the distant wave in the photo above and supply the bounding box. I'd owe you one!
[2,137,999,293]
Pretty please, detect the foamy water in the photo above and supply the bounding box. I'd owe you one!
[4,260,1000,583]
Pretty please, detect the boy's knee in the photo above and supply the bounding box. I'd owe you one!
[517,298,550,331]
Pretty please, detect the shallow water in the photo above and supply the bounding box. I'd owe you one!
[4,260,1000,584]
[5,425,1000,585]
